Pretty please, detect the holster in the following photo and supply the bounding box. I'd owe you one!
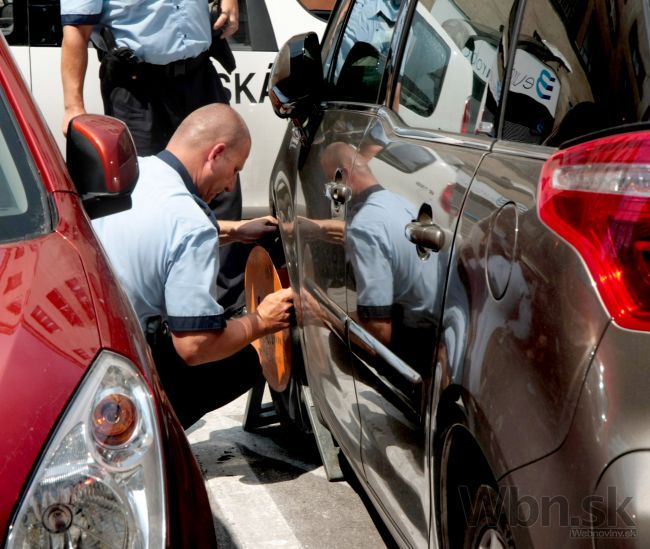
[93,26,143,84]
[208,0,236,74]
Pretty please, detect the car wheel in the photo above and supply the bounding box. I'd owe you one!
[463,485,514,549]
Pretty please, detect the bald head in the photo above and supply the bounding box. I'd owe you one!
[168,103,250,156]
[320,141,377,194]
[167,104,251,202]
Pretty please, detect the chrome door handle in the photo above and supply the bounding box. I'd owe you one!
[326,182,352,205]
[405,221,445,252]
[405,203,445,258]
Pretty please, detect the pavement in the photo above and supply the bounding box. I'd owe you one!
[187,390,395,548]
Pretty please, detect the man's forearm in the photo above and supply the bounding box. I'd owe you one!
[61,25,93,132]
[171,313,267,365]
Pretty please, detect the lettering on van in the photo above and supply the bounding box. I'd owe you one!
[462,39,497,84]
[218,63,273,104]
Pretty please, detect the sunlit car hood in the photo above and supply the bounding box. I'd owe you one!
[0,231,100,536]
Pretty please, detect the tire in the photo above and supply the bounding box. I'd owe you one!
[463,485,515,549]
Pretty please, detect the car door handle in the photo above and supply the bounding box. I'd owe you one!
[325,182,352,205]
[405,221,445,252]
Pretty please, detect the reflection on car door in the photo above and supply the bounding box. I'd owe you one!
[292,109,372,467]
[339,0,516,544]
[345,108,486,547]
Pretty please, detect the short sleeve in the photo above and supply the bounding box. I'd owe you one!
[347,222,394,319]
[164,225,225,331]
[61,0,103,25]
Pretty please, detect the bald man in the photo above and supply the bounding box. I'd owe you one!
[93,104,293,427]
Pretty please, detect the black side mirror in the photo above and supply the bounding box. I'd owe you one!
[268,32,323,123]
[66,114,139,219]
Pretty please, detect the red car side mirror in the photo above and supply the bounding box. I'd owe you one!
[66,114,139,219]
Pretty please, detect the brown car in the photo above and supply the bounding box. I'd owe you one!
[267,0,650,547]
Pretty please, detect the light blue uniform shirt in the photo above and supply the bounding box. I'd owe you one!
[346,186,438,326]
[92,151,225,331]
[60,0,211,64]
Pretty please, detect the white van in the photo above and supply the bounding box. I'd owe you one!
[1,0,330,216]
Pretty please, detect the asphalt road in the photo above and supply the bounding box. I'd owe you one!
[187,390,396,548]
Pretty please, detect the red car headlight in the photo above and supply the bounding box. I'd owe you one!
[5,351,166,548]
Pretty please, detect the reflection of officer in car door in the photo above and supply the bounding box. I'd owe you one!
[60,0,250,314]
[320,142,438,370]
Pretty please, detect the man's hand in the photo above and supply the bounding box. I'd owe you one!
[62,105,87,136]
[212,0,239,38]
[255,288,293,335]
[236,216,278,243]
[219,216,279,244]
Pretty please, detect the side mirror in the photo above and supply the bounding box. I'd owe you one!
[268,32,323,122]
[66,114,139,219]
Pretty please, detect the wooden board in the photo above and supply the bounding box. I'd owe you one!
[244,246,291,392]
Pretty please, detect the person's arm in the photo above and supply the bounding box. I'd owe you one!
[218,215,278,245]
[212,0,239,38]
[171,287,293,365]
[61,24,93,135]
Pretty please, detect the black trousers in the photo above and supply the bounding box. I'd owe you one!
[100,55,249,313]
[146,320,262,429]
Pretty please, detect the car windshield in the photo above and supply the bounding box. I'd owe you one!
[0,87,49,244]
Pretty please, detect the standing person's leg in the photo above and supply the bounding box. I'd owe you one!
[99,66,169,155]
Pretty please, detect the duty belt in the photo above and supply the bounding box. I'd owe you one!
[142,50,210,78]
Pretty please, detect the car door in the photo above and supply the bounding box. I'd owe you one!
[336,0,517,545]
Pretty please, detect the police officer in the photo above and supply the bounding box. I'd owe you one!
[92,104,294,428]
[60,0,249,315]
[59,0,238,152]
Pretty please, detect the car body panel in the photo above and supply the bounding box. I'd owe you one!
[346,109,489,547]
[0,232,100,535]
[444,144,610,476]
[0,32,217,546]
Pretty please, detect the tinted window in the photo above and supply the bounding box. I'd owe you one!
[0,0,13,36]
[396,0,516,135]
[504,0,650,146]
[228,0,277,51]
[329,0,404,103]
[0,88,49,244]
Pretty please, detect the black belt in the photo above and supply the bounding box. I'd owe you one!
[142,50,210,78]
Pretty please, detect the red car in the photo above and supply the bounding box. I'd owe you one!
[0,34,216,548]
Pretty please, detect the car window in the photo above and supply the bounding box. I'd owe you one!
[503,0,650,146]
[328,0,404,103]
[0,88,49,244]
[228,0,277,51]
[395,0,516,135]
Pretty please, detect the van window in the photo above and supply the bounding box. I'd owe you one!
[0,0,13,36]
[503,0,650,146]
[395,0,515,135]
[229,0,277,51]
[329,0,404,103]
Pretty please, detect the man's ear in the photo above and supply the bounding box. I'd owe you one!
[208,142,226,161]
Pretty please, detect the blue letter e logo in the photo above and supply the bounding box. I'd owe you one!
[536,69,555,100]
